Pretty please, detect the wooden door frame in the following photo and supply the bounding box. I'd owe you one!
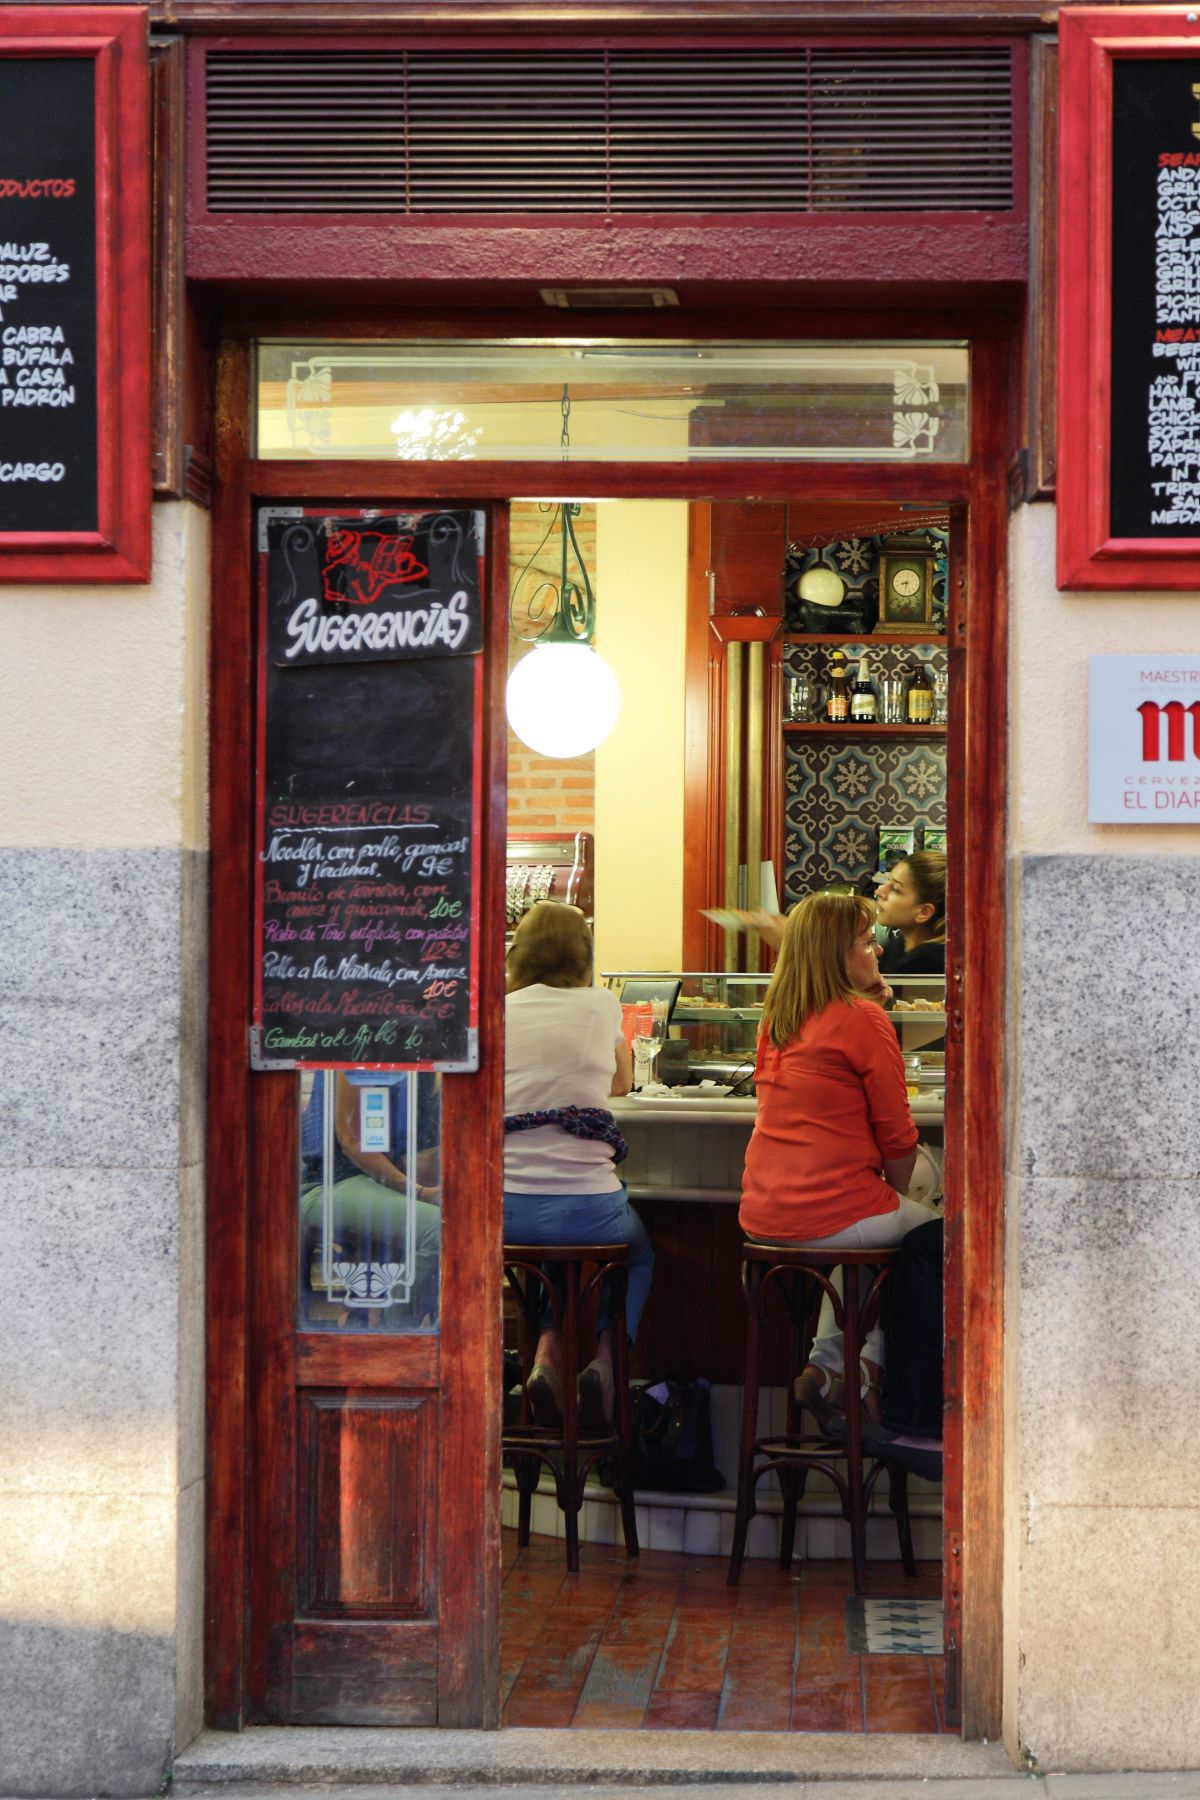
[205,321,1011,1738]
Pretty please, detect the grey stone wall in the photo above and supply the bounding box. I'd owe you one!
[0,847,206,1797]
[1011,854,1200,1770]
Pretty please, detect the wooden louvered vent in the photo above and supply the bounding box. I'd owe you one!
[205,47,1014,215]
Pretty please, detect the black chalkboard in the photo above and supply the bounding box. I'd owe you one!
[253,507,486,1072]
[0,57,97,536]
[1111,58,1200,538]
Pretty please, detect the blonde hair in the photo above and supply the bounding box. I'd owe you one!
[506,901,594,992]
[761,892,877,1049]
[897,850,947,943]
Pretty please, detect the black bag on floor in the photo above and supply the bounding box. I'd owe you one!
[629,1377,725,1494]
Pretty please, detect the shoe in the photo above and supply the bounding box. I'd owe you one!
[525,1363,563,1429]
[793,1366,845,1431]
[577,1359,615,1434]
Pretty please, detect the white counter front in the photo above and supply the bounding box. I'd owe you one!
[612,1090,944,1203]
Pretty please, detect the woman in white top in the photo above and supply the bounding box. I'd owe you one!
[505,901,654,1432]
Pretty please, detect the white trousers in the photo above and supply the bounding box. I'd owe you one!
[761,1194,940,1378]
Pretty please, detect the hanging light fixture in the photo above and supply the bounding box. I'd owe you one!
[505,386,621,758]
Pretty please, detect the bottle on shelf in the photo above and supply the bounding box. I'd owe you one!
[906,661,934,724]
[826,649,850,722]
[850,653,878,723]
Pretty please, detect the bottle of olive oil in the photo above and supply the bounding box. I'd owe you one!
[850,653,878,723]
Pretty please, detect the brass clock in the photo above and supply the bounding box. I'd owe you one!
[878,536,936,632]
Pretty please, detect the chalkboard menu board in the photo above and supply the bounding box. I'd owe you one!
[1111,58,1200,538]
[253,507,486,1072]
[0,55,97,535]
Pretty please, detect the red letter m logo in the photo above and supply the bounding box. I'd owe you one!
[1138,699,1200,761]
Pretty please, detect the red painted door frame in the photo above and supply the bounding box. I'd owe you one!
[206,316,1013,1738]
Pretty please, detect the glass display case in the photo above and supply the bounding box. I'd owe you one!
[601,967,945,1107]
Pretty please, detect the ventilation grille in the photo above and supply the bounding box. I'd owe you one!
[205,47,1014,215]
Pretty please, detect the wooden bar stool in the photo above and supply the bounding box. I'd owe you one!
[502,1242,640,1572]
[727,1241,915,1594]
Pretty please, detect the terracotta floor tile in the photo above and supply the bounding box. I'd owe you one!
[500,1529,948,1737]
[572,1568,683,1729]
[862,1653,939,1734]
[643,1689,724,1729]
[790,1656,866,1733]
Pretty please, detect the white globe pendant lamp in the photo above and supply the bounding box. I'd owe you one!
[506,641,621,758]
[507,404,620,757]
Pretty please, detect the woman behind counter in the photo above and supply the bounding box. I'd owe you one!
[504,901,654,1433]
[739,892,936,1425]
[876,850,946,977]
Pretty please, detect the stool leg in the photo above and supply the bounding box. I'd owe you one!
[611,1265,639,1558]
[562,1262,581,1573]
[778,1466,801,1570]
[728,1260,765,1587]
[842,1266,868,1595]
[888,1461,917,1577]
[509,1265,537,1548]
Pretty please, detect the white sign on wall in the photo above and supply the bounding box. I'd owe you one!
[1088,655,1200,821]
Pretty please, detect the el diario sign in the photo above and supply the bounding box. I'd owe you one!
[0,55,97,536]
[253,508,485,1072]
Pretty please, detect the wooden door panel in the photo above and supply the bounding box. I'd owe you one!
[298,1392,437,1617]
[291,1621,439,1725]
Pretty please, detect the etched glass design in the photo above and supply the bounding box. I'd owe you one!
[298,1068,441,1333]
[255,341,969,463]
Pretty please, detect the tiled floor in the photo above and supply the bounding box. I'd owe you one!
[500,1528,950,1733]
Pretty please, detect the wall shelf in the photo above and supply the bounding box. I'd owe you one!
[783,722,946,737]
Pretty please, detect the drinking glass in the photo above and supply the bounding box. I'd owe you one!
[881,676,905,724]
[632,1020,666,1089]
[932,670,949,725]
[904,1054,922,1101]
[788,675,816,722]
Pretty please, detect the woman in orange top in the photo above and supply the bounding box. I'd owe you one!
[739,892,936,1425]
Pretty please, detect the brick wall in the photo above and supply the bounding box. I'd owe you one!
[507,501,596,832]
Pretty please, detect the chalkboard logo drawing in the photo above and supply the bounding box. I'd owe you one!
[273,510,483,666]
[1138,699,1200,760]
[1192,82,1200,139]
[322,527,429,606]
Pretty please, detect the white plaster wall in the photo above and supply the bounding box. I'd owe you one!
[1005,502,1200,1773]
[0,502,210,1794]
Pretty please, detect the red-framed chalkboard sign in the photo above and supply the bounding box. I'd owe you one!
[251,505,486,1074]
[0,6,149,583]
[1059,8,1200,589]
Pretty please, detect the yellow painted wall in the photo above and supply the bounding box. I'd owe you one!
[592,501,690,976]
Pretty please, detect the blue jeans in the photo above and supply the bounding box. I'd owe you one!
[503,1184,654,1345]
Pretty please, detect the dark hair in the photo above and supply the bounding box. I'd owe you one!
[505,901,594,992]
[901,850,946,942]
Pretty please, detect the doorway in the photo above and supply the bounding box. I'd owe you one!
[499,492,955,1731]
[205,329,1008,1739]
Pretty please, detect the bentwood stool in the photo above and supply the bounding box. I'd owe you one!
[726,1242,915,1594]
[502,1242,640,1572]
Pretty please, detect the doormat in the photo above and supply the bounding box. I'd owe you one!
[845,1595,943,1655]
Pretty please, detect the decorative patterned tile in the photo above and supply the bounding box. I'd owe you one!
[845,1595,944,1655]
